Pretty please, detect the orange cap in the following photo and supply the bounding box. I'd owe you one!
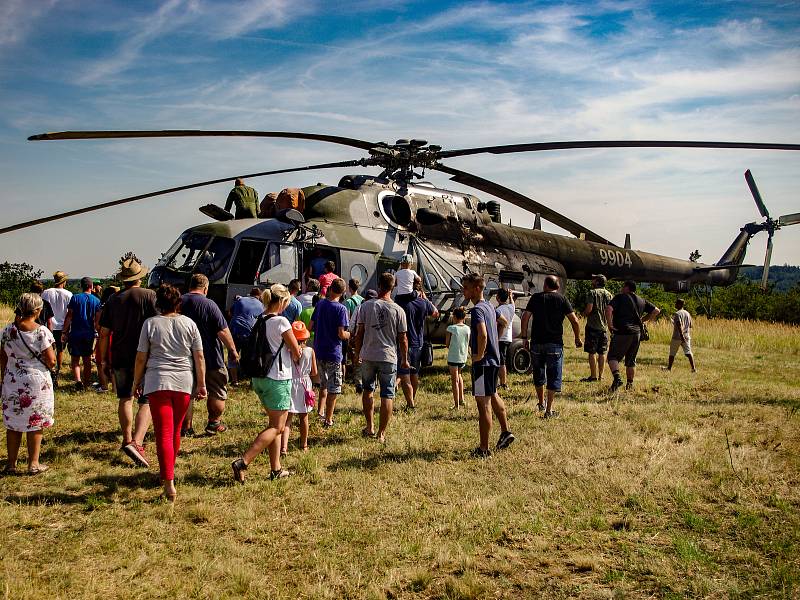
[292,321,310,340]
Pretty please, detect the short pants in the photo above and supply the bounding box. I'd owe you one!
[398,346,423,376]
[203,367,228,402]
[53,329,65,355]
[318,360,343,394]
[448,361,466,370]
[584,328,609,355]
[361,360,397,399]
[471,364,499,397]
[68,336,94,358]
[608,333,641,367]
[669,338,693,356]
[498,341,511,366]
[531,343,564,392]
[252,377,292,411]
[114,366,148,404]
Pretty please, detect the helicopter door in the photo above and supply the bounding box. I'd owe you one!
[225,239,268,307]
[258,242,299,287]
[339,249,377,292]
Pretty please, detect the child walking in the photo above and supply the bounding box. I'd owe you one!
[281,322,317,455]
[445,307,470,409]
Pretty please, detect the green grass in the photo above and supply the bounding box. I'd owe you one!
[1,311,799,598]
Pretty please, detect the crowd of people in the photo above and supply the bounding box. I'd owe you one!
[1,252,698,501]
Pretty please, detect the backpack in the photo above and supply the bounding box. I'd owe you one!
[240,314,285,378]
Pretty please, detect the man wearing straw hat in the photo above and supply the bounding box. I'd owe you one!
[98,253,157,467]
[41,270,72,379]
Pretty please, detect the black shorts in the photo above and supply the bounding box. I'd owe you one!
[68,336,94,358]
[53,329,65,354]
[498,341,511,366]
[398,346,423,375]
[607,333,640,367]
[114,366,148,404]
[584,328,609,355]
[471,364,499,397]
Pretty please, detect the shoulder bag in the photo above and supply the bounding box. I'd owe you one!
[625,294,649,341]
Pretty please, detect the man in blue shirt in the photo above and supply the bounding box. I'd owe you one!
[228,288,264,386]
[398,276,439,409]
[461,273,515,458]
[310,277,349,427]
[62,277,101,391]
[181,274,240,435]
[282,279,303,323]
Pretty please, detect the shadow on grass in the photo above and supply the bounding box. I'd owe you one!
[49,430,121,445]
[3,471,159,506]
[327,448,447,472]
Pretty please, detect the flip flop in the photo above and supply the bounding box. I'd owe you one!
[361,428,376,438]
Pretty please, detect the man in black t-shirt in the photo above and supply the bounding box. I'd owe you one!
[606,280,660,392]
[520,276,582,418]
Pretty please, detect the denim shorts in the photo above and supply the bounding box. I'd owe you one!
[398,346,423,376]
[531,343,564,392]
[68,336,94,358]
[361,360,397,399]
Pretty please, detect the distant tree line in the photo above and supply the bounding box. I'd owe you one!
[567,276,800,325]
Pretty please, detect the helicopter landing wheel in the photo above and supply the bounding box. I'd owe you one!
[508,341,532,375]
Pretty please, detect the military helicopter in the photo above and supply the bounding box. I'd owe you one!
[6,130,800,373]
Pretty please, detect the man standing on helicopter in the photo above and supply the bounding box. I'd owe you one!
[224,178,259,219]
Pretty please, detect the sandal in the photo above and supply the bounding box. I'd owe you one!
[27,464,50,476]
[231,458,247,484]
[2,465,18,476]
[270,468,292,480]
[361,428,376,438]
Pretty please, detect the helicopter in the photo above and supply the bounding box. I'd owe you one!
[5,130,800,373]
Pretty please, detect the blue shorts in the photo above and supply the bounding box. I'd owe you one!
[68,336,94,358]
[531,343,564,392]
[361,360,397,399]
[398,346,423,376]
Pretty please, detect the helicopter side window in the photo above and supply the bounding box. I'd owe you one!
[259,242,298,285]
[229,240,267,285]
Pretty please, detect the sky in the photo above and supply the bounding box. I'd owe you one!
[0,0,798,278]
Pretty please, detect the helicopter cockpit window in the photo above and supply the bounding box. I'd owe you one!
[163,234,211,272]
[229,240,267,285]
[194,237,235,281]
[259,243,298,285]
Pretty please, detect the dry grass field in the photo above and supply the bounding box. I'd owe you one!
[1,306,798,599]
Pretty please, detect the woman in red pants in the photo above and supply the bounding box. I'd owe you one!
[131,284,206,501]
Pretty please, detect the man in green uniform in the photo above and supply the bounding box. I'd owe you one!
[224,178,259,219]
[581,274,613,382]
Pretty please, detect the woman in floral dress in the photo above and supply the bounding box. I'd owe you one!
[1,293,56,475]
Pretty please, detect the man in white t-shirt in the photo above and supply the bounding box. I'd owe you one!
[41,270,73,378]
[394,254,416,304]
[495,288,516,389]
[665,298,696,372]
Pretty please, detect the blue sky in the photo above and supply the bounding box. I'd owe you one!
[0,0,798,277]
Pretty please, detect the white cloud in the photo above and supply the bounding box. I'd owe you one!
[0,0,58,47]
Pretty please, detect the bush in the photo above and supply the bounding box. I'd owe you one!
[0,262,43,307]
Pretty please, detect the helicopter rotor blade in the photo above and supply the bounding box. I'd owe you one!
[744,169,770,219]
[28,130,377,151]
[778,212,800,227]
[434,163,614,245]
[0,159,365,235]
[761,233,774,289]
[438,140,800,159]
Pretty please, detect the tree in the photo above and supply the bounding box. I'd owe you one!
[0,262,43,306]
[689,250,702,263]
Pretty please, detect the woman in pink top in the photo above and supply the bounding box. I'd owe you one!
[317,261,338,296]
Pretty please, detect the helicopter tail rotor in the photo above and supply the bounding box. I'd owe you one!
[741,170,799,289]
